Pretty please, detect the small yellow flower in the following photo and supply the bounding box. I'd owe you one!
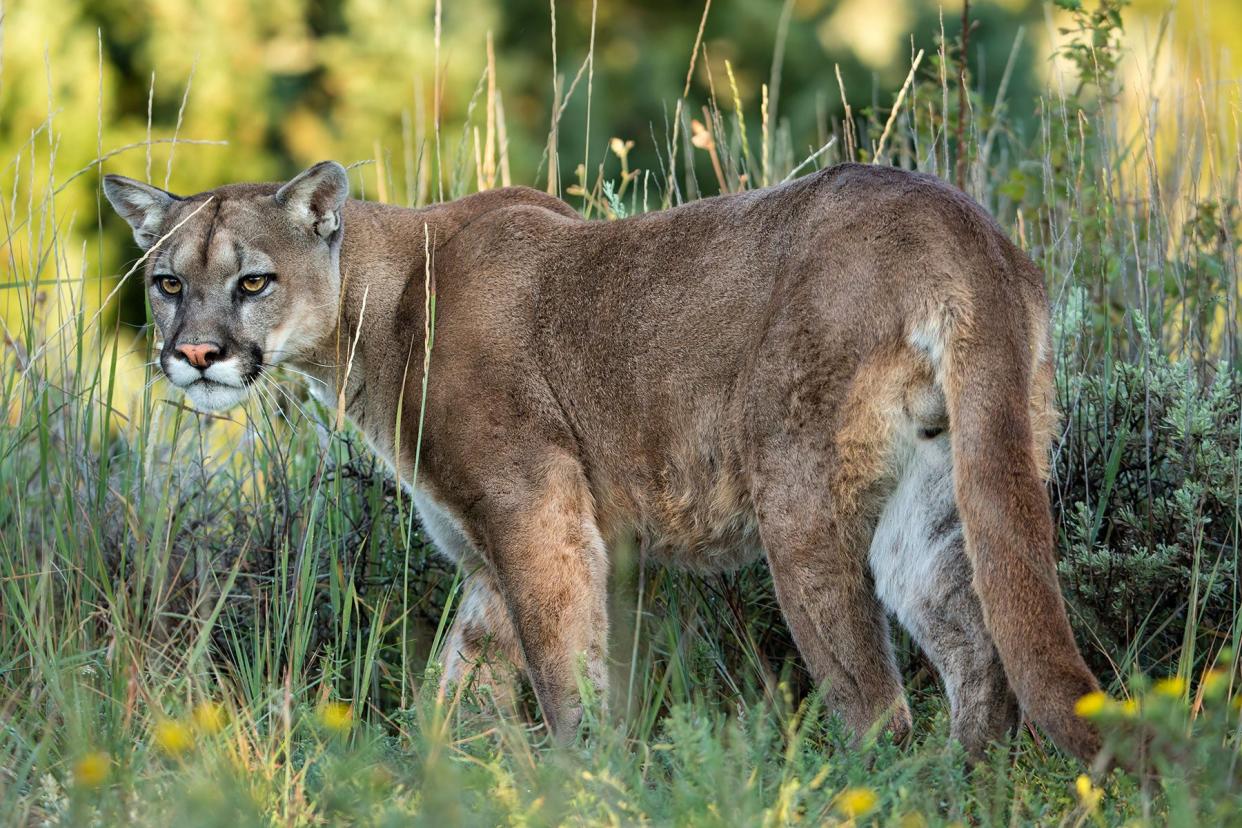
[835,787,878,818]
[74,751,110,788]
[1074,690,1111,718]
[1202,669,1229,699]
[1153,676,1187,699]
[1120,698,1140,717]
[153,719,193,757]
[897,812,928,828]
[318,701,353,732]
[1075,774,1103,811]
[192,701,227,734]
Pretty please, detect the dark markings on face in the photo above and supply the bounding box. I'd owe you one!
[167,289,190,345]
[246,342,265,384]
[105,171,348,414]
[200,197,223,268]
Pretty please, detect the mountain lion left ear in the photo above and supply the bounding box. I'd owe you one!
[275,161,350,240]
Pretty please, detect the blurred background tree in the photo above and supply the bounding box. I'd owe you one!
[1,0,1239,330]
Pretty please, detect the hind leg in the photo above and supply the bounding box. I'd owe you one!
[747,350,927,744]
[915,544,1019,759]
[870,435,1019,759]
[753,464,911,743]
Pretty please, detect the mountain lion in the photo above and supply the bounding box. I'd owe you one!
[104,160,1102,761]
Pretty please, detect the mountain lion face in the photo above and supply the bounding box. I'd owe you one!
[103,162,349,411]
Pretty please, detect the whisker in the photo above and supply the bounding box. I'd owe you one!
[274,364,328,387]
[248,376,281,417]
[246,383,278,427]
[259,374,317,424]
[250,380,291,437]
[266,350,337,370]
[243,386,285,452]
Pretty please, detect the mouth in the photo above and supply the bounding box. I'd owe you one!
[188,377,243,393]
[178,376,251,412]
[189,376,231,387]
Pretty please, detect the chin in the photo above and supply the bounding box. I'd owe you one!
[182,380,250,412]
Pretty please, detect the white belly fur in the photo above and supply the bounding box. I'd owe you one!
[868,432,960,630]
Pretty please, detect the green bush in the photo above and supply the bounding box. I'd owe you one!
[1053,307,1241,679]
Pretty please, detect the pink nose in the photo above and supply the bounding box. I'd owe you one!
[175,342,221,368]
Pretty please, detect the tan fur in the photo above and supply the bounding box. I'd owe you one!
[105,161,1101,761]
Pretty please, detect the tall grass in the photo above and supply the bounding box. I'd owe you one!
[0,3,1239,825]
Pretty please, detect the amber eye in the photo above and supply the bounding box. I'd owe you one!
[238,273,273,295]
[155,275,182,296]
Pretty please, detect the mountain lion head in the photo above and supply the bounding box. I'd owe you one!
[103,161,349,411]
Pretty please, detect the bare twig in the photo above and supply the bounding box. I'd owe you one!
[874,50,925,165]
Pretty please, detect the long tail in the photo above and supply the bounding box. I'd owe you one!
[939,298,1102,762]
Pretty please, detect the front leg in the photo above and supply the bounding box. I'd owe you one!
[440,568,525,710]
[480,450,611,739]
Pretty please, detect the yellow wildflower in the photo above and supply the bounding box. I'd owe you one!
[1202,669,1228,699]
[74,751,110,788]
[193,701,226,734]
[836,787,878,818]
[1153,676,1187,699]
[1074,691,1111,718]
[1120,698,1140,717]
[318,701,353,732]
[153,719,193,757]
[1075,774,1103,811]
[898,812,928,828]
[770,778,800,825]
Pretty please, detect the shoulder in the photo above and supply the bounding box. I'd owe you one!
[436,190,581,263]
[447,187,581,228]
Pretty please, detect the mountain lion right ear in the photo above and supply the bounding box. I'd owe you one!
[275,161,350,240]
[102,175,177,250]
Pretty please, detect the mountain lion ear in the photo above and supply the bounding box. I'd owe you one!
[275,161,349,240]
[102,175,177,250]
